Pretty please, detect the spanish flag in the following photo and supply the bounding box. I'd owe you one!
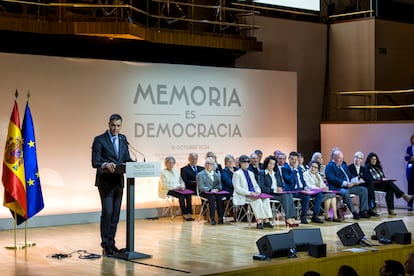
[2,101,27,223]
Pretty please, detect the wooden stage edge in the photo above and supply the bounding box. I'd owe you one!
[208,244,414,275]
[1,208,414,275]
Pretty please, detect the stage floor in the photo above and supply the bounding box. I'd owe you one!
[1,209,414,276]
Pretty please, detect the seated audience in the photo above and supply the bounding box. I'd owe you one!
[159,156,193,221]
[303,272,321,276]
[276,152,287,182]
[196,157,225,225]
[221,154,238,195]
[405,252,414,276]
[254,149,264,169]
[325,149,370,219]
[258,155,298,227]
[337,265,358,276]
[304,160,340,222]
[310,152,326,180]
[379,260,405,276]
[180,153,204,192]
[363,152,413,215]
[206,151,222,173]
[348,151,379,217]
[232,155,274,229]
[298,152,309,171]
[282,151,323,224]
[248,152,261,181]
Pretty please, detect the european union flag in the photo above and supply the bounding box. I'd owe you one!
[22,101,44,219]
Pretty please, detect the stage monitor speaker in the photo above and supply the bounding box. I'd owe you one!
[337,223,365,246]
[308,243,327,258]
[289,228,323,251]
[256,233,295,258]
[395,232,411,245]
[374,220,409,241]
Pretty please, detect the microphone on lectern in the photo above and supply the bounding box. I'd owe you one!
[120,137,146,162]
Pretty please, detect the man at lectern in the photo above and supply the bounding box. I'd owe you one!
[91,114,134,256]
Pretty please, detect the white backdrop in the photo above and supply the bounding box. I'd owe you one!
[0,53,297,217]
[321,122,414,208]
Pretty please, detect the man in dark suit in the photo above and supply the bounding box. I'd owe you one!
[325,149,370,219]
[92,114,134,256]
[282,151,323,224]
[181,153,204,192]
[180,153,204,219]
[248,152,260,181]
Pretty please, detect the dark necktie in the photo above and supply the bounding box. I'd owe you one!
[112,136,119,158]
[243,169,255,192]
[294,170,302,189]
[193,166,197,173]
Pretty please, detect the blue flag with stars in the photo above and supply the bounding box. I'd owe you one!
[22,101,44,219]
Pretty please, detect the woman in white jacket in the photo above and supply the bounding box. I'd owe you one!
[159,156,193,221]
[232,155,273,229]
[303,160,340,222]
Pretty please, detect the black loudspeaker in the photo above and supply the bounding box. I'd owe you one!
[256,233,296,258]
[337,223,365,246]
[289,228,323,251]
[395,232,412,245]
[308,243,327,258]
[374,220,409,241]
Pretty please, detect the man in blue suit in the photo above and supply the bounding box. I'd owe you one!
[325,149,370,219]
[92,114,134,256]
[282,151,323,224]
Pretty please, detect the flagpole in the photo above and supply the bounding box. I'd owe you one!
[22,90,38,247]
[13,203,17,248]
[5,202,26,250]
[24,220,36,247]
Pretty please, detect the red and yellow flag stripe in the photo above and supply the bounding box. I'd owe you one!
[2,101,27,219]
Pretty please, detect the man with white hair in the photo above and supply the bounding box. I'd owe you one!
[325,149,370,219]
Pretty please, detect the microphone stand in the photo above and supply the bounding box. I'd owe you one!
[120,137,146,162]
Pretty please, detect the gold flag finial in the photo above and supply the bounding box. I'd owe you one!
[27,90,31,100]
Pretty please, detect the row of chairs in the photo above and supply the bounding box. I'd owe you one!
[162,190,387,224]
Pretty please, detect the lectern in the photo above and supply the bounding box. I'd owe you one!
[112,161,161,260]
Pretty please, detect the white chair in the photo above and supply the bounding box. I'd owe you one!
[293,197,302,218]
[223,196,234,222]
[233,202,254,226]
[161,195,179,220]
[375,190,386,214]
[269,199,283,225]
[196,186,210,222]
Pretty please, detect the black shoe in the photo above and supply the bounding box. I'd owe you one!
[300,216,308,224]
[256,223,264,229]
[111,245,120,254]
[311,216,324,224]
[352,212,360,220]
[263,222,274,228]
[359,211,370,218]
[368,209,380,217]
[102,247,114,256]
[210,219,216,225]
[218,219,224,225]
